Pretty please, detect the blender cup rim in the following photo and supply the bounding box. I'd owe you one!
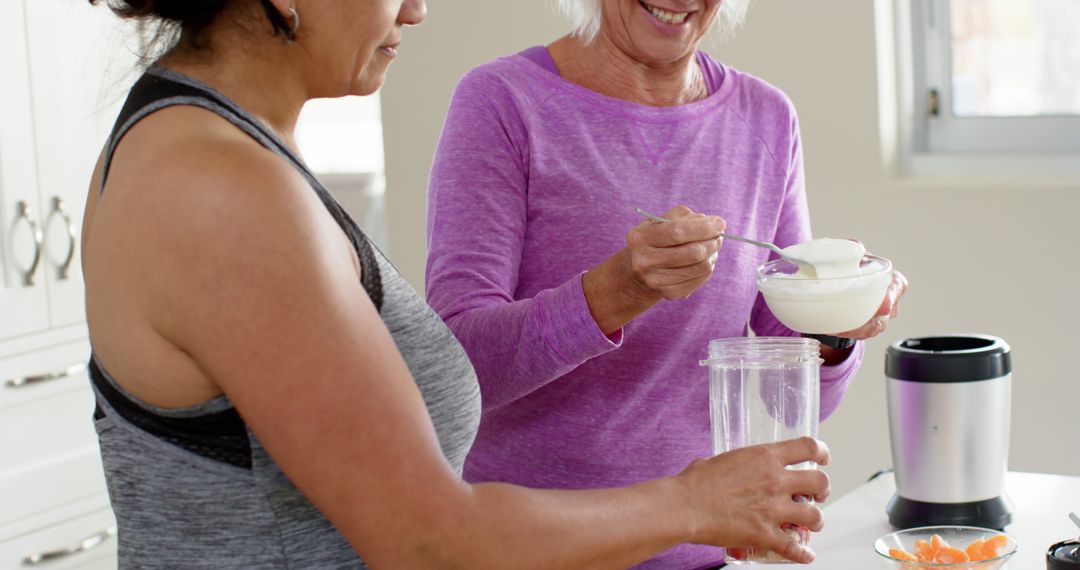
[701,337,823,366]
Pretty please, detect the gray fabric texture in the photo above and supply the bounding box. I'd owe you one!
[91,67,482,569]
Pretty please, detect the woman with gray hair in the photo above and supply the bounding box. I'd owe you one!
[426,0,908,568]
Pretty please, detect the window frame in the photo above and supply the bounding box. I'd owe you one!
[879,0,1080,179]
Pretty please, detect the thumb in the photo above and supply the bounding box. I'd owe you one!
[876,295,892,317]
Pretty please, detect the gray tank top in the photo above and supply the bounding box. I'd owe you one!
[89,66,481,569]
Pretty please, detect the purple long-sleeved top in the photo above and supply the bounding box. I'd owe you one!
[425,47,863,570]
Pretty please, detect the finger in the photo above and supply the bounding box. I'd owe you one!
[785,469,831,504]
[889,271,908,318]
[769,437,830,467]
[663,204,695,219]
[641,216,725,247]
[868,269,908,319]
[894,269,909,293]
[867,315,888,337]
[836,313,887,340]
[778,501,825,533]
[654,254,718,282]
[874,280,901,318]
[637,238,721,269]
[765,526,815,564]
[655,267,714,300]
[875,293,892,317]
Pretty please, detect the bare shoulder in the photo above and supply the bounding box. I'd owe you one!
[87,104,362,348]
[105,105,316,232]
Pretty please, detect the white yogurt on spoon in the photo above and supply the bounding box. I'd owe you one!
[781,238,866,279]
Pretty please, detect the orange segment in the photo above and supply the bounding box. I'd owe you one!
[934,546,970,564]
[914,539,935,562]
[965,538,986,561]
[931,534,949,553]
[982,534,1009,558]
[890,548,918,561]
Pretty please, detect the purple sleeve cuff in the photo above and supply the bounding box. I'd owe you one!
[535,271,623,366]
[819,340,864,420]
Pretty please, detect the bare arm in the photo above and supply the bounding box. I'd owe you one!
[142,138,827,568]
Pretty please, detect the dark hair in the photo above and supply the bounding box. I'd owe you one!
[89,0,293,57]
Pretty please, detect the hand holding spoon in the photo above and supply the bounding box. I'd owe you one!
[634,207,815,271]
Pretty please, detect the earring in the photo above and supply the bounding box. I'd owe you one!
[288,6,300,37]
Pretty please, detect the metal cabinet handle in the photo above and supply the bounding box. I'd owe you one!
[11,200,44,286]
[4,362,87,389]
[45,196,77,280]
[21,526,115,566]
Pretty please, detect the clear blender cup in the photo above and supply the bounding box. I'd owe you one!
[699,337,822,564]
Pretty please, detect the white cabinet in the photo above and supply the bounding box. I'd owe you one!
[1,0,132,340]
[0,2,132,569]
[0,340,114,570]
[25,0,134,330]
[0,342,102,523]
[0,0,51,340]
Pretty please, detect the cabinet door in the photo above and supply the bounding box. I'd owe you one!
[0,0,50,341]
[24,0,135,329]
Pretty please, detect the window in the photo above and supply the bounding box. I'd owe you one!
[885,0,1080,176]
[296,95,388,248]
[949,0,1080,118]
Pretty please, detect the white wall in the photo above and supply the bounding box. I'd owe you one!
[381,0,1080,498]
[382,2,566,283]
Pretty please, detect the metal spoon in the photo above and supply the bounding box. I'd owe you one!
[634,207,812,268]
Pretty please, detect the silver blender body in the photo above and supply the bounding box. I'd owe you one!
[884,335,1013,530]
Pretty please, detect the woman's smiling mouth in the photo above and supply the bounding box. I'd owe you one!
[638,1,694,25]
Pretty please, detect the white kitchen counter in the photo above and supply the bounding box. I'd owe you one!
[765,471,1080,569]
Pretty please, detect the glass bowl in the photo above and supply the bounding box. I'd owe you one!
[756,254,893,334]
[874,526,1018,569]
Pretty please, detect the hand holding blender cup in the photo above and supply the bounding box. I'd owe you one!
[701,337,827,564]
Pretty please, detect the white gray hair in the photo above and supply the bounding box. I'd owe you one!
[552,0,752,43]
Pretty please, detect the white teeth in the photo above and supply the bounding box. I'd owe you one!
[644,3,689,24]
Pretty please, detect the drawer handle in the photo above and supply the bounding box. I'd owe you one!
[4,362,87,389]
[21,526,115,566]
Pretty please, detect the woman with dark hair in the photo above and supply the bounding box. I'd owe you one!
[82,1,829,567]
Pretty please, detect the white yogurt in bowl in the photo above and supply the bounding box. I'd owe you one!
[757,241,892,334]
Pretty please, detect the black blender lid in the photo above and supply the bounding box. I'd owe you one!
[1048,540,1080,569]
[885,334,1011,383]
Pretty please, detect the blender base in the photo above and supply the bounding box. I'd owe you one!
[886,494,1013,530]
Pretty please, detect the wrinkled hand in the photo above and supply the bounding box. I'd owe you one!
[623,205,725,301]
[837,269,908,340]
[675,437,832,564]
